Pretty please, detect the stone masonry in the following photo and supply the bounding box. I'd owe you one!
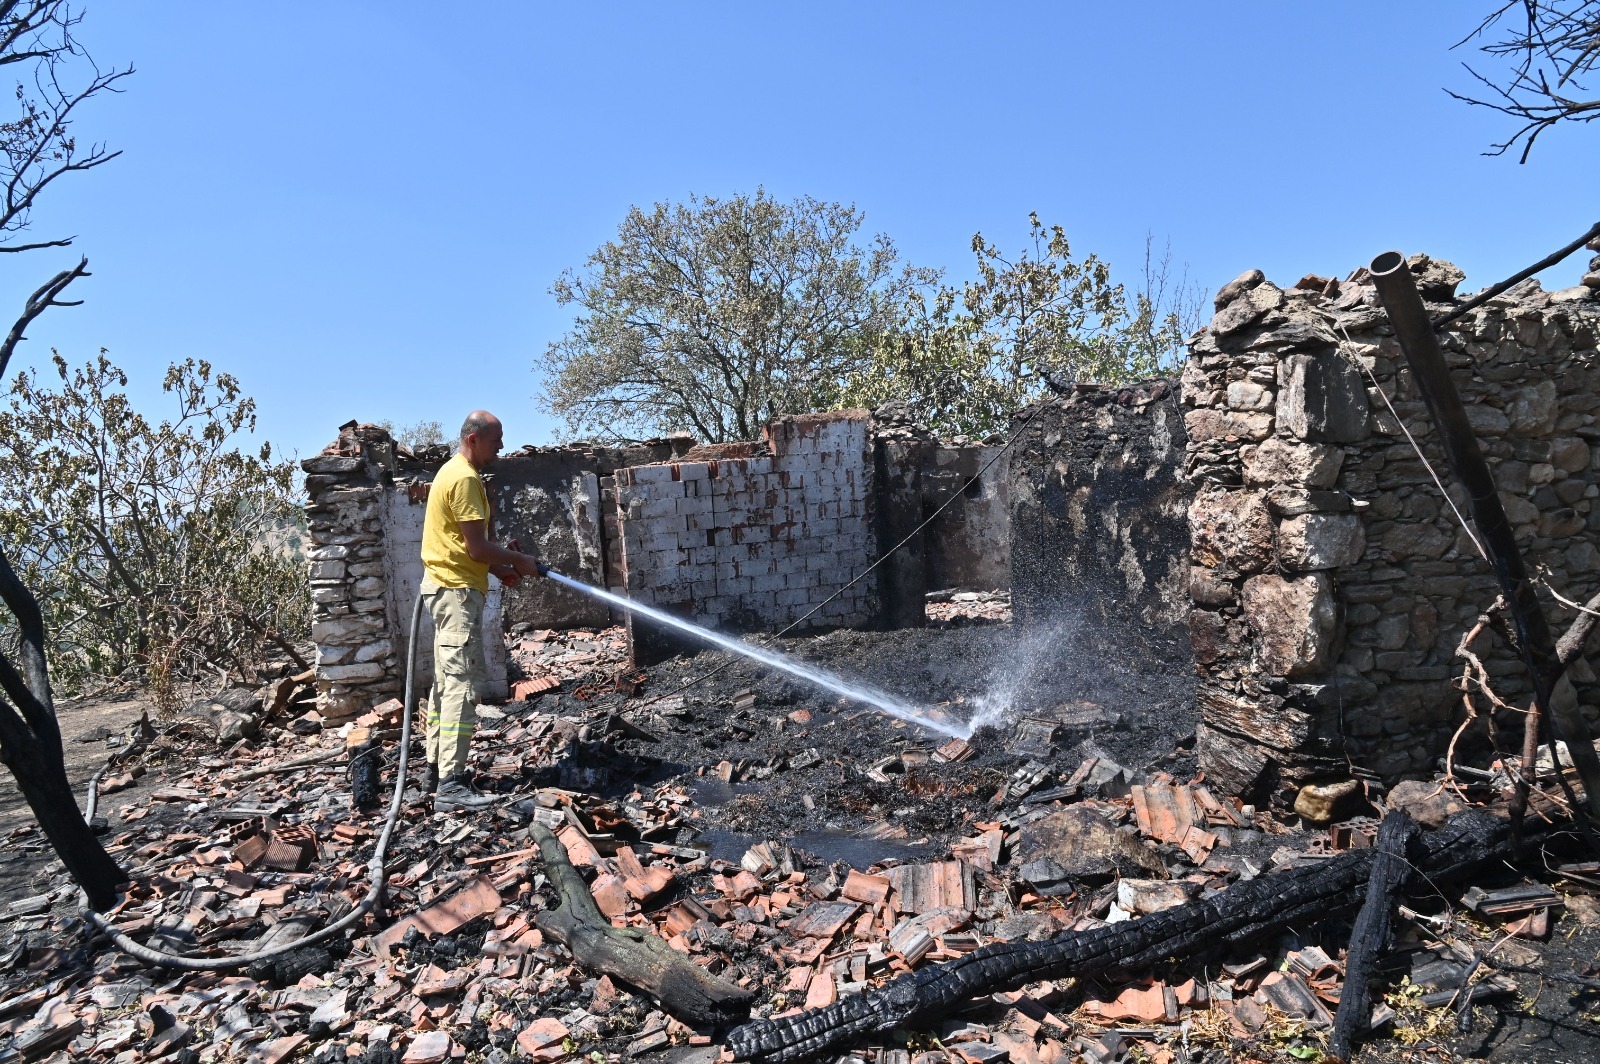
[302,427,408,721]
[1185,255,1600,801]
[1008,381,1192,677]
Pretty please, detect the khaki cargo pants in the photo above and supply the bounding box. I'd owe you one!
[422,578,486,778]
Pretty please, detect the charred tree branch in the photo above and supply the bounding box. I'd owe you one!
[1327,810,1417,1062]
[1432,220,1600,329]
[0,257,86,380]
[530,823,754,1028]
[727,812,1511,1064]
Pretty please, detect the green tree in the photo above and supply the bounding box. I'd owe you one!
[376,418,446,451]
[0,354,308,707]
[539,188,938,442]
[841,216,1198,438]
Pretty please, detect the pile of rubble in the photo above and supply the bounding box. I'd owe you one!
[924,593,1010,629]
[3,632,1600,1064]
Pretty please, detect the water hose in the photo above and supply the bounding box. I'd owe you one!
[80,590,428,970]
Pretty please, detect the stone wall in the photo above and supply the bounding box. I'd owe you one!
[1008,382,1192,670]
[301,428,411,721]
[303,412,1016,709]
[612,411,878,660]
[1184,257,1600,800]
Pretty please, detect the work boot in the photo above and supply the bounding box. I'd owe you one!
[422,762,439,794]
[434,773,496,814]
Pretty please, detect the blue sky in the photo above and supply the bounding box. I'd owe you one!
[0,2,1593,463]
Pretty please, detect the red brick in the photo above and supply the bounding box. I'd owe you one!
[590,874,632,918]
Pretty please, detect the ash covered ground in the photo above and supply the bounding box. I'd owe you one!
[523,608,1197,863]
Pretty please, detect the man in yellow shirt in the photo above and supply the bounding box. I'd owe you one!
[421,410,544,813]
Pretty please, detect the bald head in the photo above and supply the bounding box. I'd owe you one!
[459,410,505,469]
[461,410,501,441]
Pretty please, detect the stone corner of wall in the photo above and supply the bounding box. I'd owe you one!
[1187,261,1600,801]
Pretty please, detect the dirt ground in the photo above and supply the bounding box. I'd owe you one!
[0,692,155,904]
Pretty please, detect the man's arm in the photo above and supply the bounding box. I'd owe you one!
[460,520,543,577]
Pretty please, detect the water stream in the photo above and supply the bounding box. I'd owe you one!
[542,570,969,739]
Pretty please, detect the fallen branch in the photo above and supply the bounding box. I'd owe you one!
[529,822,754,1028]
[1432,220,1600,329]
[726,811,1511,1064]
[231,747,342,783]
[1327,810,1416,1062]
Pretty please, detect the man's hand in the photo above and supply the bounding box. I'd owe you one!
[507,538,543,579]
[492,564,523,589]
[461,522,542,578]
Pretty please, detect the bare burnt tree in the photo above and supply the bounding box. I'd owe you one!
[1451,1,1600,161]
[0,0,131,250]
[0,0,132,909]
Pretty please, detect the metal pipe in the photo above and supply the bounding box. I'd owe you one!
[1369,251,1600,825]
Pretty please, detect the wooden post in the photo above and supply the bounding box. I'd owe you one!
[1327,810,1415,1061]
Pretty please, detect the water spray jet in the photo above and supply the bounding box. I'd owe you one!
[537,566,969,740]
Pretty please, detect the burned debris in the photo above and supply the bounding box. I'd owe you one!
[5,248,1600,1064]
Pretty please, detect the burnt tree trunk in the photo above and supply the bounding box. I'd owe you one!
[727,811,1511,1064]
[1327,810,1416,1062]
[0,548,127,911]
[530,823,754,1027]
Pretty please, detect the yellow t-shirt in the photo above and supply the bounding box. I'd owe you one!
[422,453,491,592]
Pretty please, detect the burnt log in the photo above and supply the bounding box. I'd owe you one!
[530,823,754,1027]
[346,728,380,812]
[727,811,1510,1064]
[0,544,126,910]
[1327,810,1415,1062]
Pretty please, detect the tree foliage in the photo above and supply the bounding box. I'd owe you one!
[840,217,1201,438]
[539,189,937,443]
[1452,1,1600,161]
[0,354,307,706]
[376,418,446,451]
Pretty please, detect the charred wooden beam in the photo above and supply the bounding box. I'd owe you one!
[727,811,1511,1064]
[529,823,754,1028]
[1327,810,1415,1062]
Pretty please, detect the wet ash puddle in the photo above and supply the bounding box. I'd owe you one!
[691,825,931,868]
[688,778,933,869]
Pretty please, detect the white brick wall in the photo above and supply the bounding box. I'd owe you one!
[613,411,878,632]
